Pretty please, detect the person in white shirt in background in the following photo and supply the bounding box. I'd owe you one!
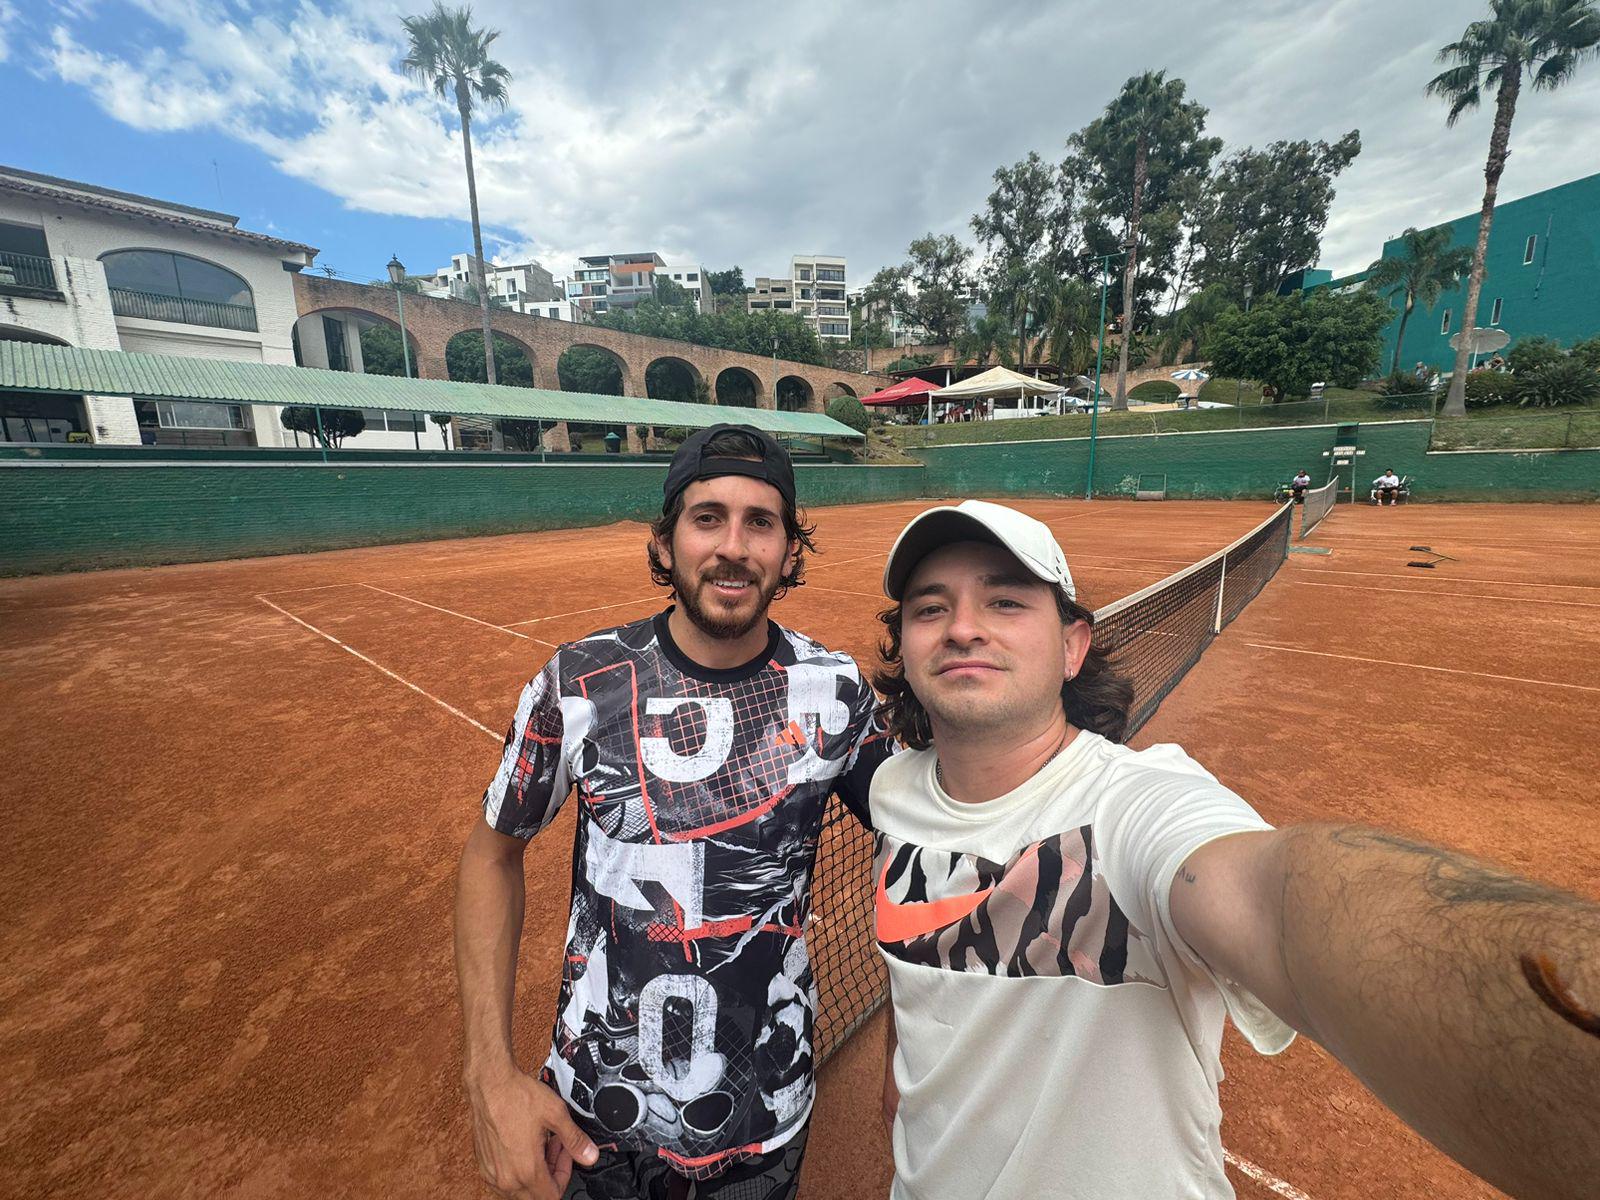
[1290,469,1312,503]
[1372,469,1402,505]
[865,499,1600,1200]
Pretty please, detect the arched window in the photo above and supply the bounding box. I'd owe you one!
[100,250,257,332]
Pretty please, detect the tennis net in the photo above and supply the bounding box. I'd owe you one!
[810,502,1296,1063]
[1299,476,1339,539]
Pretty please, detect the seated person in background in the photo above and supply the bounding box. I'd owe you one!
[1372,469,1402,505]
[1290,470,1312,503]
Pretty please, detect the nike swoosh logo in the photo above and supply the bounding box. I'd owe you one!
[875,856,995,944]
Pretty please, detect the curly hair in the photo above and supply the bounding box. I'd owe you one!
[870,588,1134,750]
[646,429,819,600]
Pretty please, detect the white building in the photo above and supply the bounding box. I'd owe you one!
[566,252,711,319]
[424,252,562,316]
[748,255,850,339]
[0,164,315,446]
[658,261,711,313]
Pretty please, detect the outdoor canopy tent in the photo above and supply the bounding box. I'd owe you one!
[930,364,1067,423]
[859,376,941,407]
[0,341,865,450]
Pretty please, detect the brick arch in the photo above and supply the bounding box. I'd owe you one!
[714,365,767,408]
[775,375,816,413]
[558,342,633,396]
[822,380,857,401]
[443,325,540,387]
[296,304,433,376]
[644,355,705,402]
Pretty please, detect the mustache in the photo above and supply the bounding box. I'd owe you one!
[701,567,760,584]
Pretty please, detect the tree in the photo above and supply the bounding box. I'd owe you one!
[1191,132,1362,299]
[1152,284,1234,365]
[281,406,366,449]
[970,152,1079,354]
[558,347,624,395]
[1071,71,1222,409]
[826,395,871,434]
[1506,333,1567,374]
[446,332,533,387]
[1570,334,1600,371]
[1207,290,1391,402]
[401,2,512,385]
[430,413,453,448]
[1037,276,1098,377]
[953,313,1017,369]
[704,267,745,296]
[1364,226,1474,373]
[358,324,409,377]
[1427,0,1600,416]
[653,276,692,308]
[899,234,972,345]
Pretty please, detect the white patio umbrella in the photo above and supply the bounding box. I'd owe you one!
[1169,368,1210,382]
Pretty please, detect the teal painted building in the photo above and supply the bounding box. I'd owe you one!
[1372,171,1600,372]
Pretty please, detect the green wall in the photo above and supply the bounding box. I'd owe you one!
[918,425,1342,499]
[3,426,1591,577]
[0,458,925,576]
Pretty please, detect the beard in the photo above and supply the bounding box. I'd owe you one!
[672,559,782,641]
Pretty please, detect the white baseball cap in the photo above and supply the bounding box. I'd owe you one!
[881,500,1077,601]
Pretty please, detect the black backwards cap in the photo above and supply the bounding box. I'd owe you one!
[662,424,796,512]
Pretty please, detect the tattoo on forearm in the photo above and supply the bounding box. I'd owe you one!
[1328,828,1574,907]
[1180,868,1197,885]
[1520,953,1600,1039]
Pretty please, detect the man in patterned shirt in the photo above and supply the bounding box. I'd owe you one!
[455,425,892,1200]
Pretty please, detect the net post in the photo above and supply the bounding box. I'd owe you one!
[1213,556,1227,634]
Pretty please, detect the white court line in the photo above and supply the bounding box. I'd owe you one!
[1244,641,1600,693]
[1224,1151,1316,1200]
[806,552,887,571]
[804,584,884,601]
[1291,580,1600,609]
[360,583,558,649]
[504,594,659,627]
[257,596,502,741]
[254,582,359,597]
[1293,567,1600,592]
[1313,534,1600,553]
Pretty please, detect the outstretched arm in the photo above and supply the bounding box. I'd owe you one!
[1172,825,1600,1200]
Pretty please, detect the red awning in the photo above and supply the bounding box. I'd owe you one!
[860,376,942,406]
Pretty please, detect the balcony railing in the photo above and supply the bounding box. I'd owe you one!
[0,251,58,291]
[109,287,258,332]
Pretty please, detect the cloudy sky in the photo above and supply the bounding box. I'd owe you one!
[3,0,1598,288]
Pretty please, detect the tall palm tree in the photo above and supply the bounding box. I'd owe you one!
[954,314,1017,369]
[1427,0,1600,416]
[1365,227,1474,374]
[1038,277,1097,378]
[402,3,512,385]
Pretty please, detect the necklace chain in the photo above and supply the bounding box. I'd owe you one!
[935,726,1072,795]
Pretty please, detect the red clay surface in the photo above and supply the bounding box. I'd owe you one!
[3,498,1596,1200]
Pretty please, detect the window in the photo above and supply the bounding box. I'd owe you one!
[750,301,769,310]
[687,273,698,282]
[775,300,792,309]
[1490,297,1503,326]
[323,316,350,371]
[797,268,811,281]
[156,400,248,430]
[548,307,560,319]
[1524,235,1537,265]
[1440,309,1452,335]
[817,268,845,282]
[101,249,257,331]
[819,321,849,336]
[799,288,812,300]
[0,220,56,290]
[385,409,422,432]
[819,288,845,301]
[818,304,847,317]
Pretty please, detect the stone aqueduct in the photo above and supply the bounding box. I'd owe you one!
[293,275,888,440]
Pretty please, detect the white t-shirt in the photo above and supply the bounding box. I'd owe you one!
[871,731,1295,1200]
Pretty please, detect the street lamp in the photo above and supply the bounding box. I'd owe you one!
[387,254,418,448]
[1085,247,1128,501]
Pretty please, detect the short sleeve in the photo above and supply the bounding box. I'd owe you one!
[481,653,573,839]
[830,684,896,831]
[1093,745,1295,1057]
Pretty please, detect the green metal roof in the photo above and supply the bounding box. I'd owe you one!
[0,342,864,439]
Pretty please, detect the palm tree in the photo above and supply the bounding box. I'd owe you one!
[1153,284,1232,366]
[402,3,512,385]
[1365,227,1474,374]
[1427,0,1600,416]
[954,313,1017,369]
[1038,277,1097,378]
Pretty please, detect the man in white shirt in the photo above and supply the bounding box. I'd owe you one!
[1372,469,1402,505]
[1290,469,1312,503]
[866,499,1600,1200]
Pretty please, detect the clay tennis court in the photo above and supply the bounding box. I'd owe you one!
[3,496,1596,1200]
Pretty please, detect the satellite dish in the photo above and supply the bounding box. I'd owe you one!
[1449,326,1510,354]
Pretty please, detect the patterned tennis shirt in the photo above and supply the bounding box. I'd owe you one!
[481,609,890,1179]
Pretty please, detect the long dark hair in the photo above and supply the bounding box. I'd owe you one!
[646,429,819,600]
[871,589,1133,749]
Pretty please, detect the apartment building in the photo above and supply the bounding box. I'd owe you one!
[747,255,850,339]
[565,252,712,319]
[425,253,561,316]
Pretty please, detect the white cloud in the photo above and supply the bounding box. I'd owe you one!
[24,0,1600,284]
[0,2,16,64]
